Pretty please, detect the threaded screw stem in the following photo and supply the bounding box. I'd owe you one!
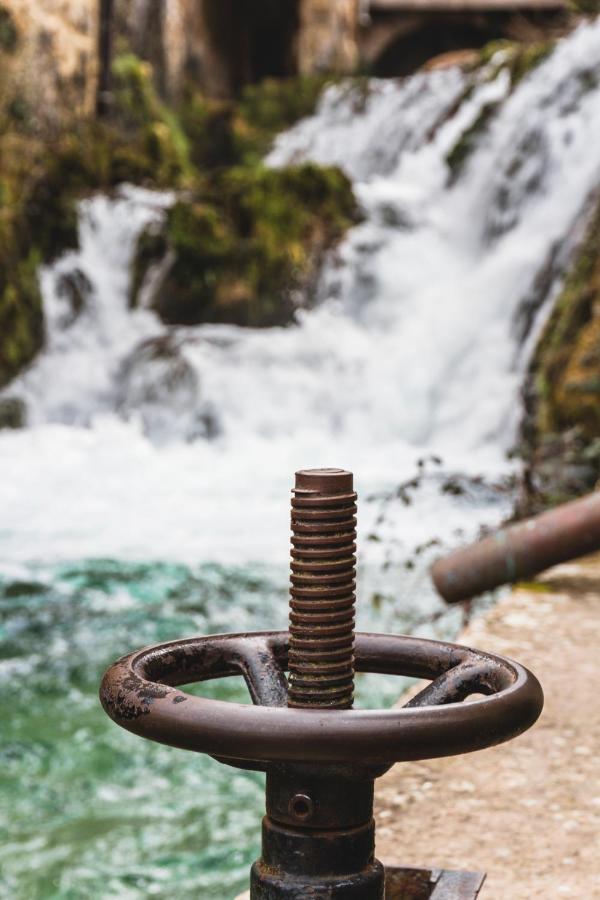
[287,468,357,710]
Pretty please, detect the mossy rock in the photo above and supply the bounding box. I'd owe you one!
[0,251,44,388]
[569,0,600,12]
[0,52,198,388]
[478,39,554,85]
[522,195,600,509]
[149,163,358,327]
[232,75,333,164]
[110,53,193,185]
[532,197,600,439]
[509,42,555,86]
[0,129,91,387]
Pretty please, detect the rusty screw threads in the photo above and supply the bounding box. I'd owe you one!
[288,468,357,710]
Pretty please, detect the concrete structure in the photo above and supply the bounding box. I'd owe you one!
[299,0,360,74]
[1,0,99,127]
[0,0,569,126]
[116,0,570,96]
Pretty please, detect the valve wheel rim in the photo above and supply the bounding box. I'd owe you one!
[100,631,543,765]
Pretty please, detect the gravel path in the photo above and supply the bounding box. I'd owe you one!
[375,557,600,899]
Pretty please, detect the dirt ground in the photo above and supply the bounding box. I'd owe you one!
[375,558,600,899]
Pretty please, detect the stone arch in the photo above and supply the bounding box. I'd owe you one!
[362,11,560,77]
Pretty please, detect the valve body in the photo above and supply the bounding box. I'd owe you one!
[254,471,385,897]
[251,765,385,899]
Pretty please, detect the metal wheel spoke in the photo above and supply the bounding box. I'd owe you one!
[404,660,499,708]
[235,637,289,707]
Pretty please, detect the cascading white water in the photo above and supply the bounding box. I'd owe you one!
[3,20,600,571]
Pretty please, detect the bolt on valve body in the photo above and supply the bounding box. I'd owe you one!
[100,468,543,900]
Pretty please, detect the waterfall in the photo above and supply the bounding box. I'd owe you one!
[3,20,600,570]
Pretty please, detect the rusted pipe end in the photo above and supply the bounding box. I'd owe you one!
[431,490,600,603]
[288,468,357,710]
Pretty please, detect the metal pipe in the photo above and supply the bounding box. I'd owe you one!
[431,490,600,603]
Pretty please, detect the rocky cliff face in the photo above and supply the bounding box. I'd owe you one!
[523,195,600,509]
[0,1,99,391]
[1,0,98,128]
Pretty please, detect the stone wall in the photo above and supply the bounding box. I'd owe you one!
[0,0,362,127]
[298,0,359,74]
[115,0,220,99]
[119,1,304,101]
[1,0,99,128]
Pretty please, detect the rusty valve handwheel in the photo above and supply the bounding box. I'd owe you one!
[100,469,543,900]
[100,630,542,765]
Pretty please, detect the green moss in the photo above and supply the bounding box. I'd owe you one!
[510,42,555,86]
[175,73,331,171]
[177,94,238,170]
[569,0,600,12]
[238,76,329,132]
[446,102,498,182]
[522,196,600,508]
[0,125,117,387]
[111,53,192,185]
[478,38,555,86]
[233,75,333,164]
[124,65,357,326]
[0,51,202,387]
[152,163,358,327]
[0,250,43,387]
[534,202,600,383]
[478,39,514,69]
[515,580,552,593]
